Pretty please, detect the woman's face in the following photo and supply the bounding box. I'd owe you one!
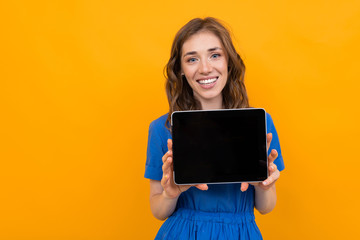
[181,31,228,108]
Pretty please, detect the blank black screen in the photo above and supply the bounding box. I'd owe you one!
[171,108,267,184]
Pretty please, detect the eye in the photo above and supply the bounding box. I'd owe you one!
[211,53,221,59]
[187,57,197,63]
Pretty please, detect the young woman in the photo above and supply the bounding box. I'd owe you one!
[145,17,284,240]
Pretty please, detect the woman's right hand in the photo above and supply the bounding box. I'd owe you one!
[161,139,208,199]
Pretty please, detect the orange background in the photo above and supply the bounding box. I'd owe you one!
[1,0,360,239]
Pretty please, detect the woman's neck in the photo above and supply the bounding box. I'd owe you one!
[198,95,223,110]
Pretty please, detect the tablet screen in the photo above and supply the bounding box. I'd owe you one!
[171,108,267,185]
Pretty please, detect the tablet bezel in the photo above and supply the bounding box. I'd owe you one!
[171,108,268,185]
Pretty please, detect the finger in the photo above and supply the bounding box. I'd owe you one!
[167,139,173,151]
[263,170,280,186]
[162,162,172,187]
[268,149,278,164]
[268,162,278,173]
[241,182,249,192]
[161,158,174,187]
[266,133,273,152]
[162,156,173,173]
[161,172,169,187]
[162,150,172,163]
[195,184,208,191]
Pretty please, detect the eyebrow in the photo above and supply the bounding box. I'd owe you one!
[183,47,223,58]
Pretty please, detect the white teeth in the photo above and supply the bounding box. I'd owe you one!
[198,78,217,85]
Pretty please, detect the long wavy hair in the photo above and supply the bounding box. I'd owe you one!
[165,17,249,128]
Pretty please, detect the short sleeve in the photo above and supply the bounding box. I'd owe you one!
[144,116,170,180]
[266,113,285,171]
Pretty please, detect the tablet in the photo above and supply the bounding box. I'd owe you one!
[171,108,268,185]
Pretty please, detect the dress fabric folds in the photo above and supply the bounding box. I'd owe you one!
[156,208,262,240]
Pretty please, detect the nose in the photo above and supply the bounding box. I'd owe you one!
[199,59,212,74]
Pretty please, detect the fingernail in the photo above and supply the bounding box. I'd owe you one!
[263,181,267,185]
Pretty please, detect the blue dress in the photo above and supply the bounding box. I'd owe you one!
[145,113,285,240]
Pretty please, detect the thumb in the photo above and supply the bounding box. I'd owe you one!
[241,182,249,192]
[195,184,208,191]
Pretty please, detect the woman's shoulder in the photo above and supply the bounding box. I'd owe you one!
[265,112,273,122]
[150,113,168,129]
[149,113,171,138]
[265,111,279,133]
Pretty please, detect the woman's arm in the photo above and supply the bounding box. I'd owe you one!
[254,184,277,214]
[149,179,180,221]
[255,184,276,214]
[149,139,208,220]
[240,133,281,214]
[254,146,280,214]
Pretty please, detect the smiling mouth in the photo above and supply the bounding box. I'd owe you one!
[197,77,218,85]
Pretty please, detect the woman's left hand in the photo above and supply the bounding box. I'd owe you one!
[240,133,280,192]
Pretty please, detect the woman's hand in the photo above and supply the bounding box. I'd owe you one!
[240,133,280,192]
[161,139,208,199]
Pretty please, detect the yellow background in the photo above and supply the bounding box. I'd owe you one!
[1,0,359,239]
